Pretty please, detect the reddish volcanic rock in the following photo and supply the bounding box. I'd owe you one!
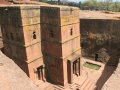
[0,51,40,90]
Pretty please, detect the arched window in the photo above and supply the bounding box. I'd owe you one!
[33,31,36,39]
[70,28,73,35]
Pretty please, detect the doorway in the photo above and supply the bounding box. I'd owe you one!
[67,56,80,84]
[95,53,98,61]
[37,65,46,82]
[73,59,80,77]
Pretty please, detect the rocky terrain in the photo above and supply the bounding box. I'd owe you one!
[0,51,40,90]
[80,11,120,66]
[102,62,120,90]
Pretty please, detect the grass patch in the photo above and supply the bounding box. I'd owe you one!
[83,62,101,70]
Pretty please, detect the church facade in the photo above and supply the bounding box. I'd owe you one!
[0,5,81,86]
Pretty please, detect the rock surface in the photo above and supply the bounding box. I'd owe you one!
[0,0,49,5]
[102,63,120,90]
[80,16,120,66]
[80,10,120,19]
[0,51,40,90]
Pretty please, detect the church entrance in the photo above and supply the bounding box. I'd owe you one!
[37,65,46,82]
[67,54,80,84]
[73,59,80,78]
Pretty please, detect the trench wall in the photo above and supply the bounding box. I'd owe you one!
[80,19,120,65]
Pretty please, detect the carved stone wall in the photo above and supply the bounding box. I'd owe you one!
[80,19,120,66]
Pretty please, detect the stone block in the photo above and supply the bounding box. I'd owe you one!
[26,42,43,62]
[1,24,25,45]
[40,6,80,26]
[61,23,80,43]
[3,41,42,62]
[62,36,81,58]
[22,24,41,45]
[21,17,40,26]
[44,56,64,85]
[0,5,41,26]
[28,57,43,80]
[41,24,61,42]
[60,16,79,26]
[42,41,62,58]
[41,23,80,43]
[1,16,41,46]
[21,9,40,18]
[3,43,26,61]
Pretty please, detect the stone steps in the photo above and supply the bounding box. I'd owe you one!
[73,75,96,90]
[84,80,94,90]
[69,84,76,90]
[74,75,88,86]
[80,79,90,90]
[52,76,96,90]
[35,75,96,90]
[53,85,64,90]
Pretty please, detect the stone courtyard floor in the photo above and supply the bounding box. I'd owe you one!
[82,58,117,90]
